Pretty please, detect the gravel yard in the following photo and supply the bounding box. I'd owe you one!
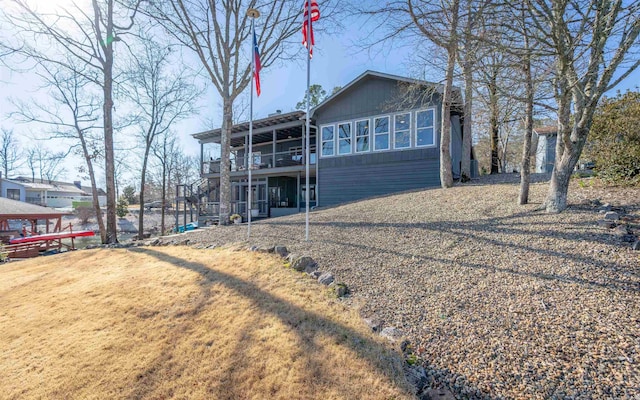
[167,175,640,399]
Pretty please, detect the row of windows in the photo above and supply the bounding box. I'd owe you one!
[320,108,436,157]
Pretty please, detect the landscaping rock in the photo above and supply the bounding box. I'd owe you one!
[318,272,334,285]
[422,388,457,400]
[598,203,611,212]
[333,282,348,297]
[633,240,640,251]
[309,270,322,279]
[604,211,620,221]
[291,256,316,272]
[149,238,161,246]
[622,235,636,243]
[597,220,616,228]
[380,326,403,342]
[274,245,288,257]
[613,225,629,237]
[404,365,428,395]
[363,317,383,333]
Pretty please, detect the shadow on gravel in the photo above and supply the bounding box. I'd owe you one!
[127,248,483,399]
[260,210,639,293]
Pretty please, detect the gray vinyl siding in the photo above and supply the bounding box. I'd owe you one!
[535,134,556,173]
[314,76,441,126]
[318,148,440,206]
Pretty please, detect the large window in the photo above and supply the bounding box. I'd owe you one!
[6,189,20,200]
[374,116,389,151]
[355,119,370,152]
[338,122,352,155]
[416,109,435,147]
[394,113,411,149]
[321,126,334,156]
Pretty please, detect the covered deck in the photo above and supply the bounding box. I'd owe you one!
[0,198,76,258]
[195,110,317,177]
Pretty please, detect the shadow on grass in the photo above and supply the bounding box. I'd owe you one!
[127,247,485,399]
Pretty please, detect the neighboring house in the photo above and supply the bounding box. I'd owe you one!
[0,176,107,208]
[193,70,478,220]
[535,126,557,174]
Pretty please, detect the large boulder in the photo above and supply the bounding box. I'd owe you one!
[274,245,288,258]
[604,211,620,221]
[291,256,316,272]
[317,272,334,285]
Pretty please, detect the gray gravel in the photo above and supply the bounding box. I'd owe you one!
[162,175,640,399]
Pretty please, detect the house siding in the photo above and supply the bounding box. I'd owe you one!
[314,76,442,126]
[314,75,445,206]
[318,148,440,206]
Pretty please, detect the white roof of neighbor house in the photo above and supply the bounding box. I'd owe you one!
[6,178,88,195]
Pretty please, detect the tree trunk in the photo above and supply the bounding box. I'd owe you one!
[218,96,233,225]
[439,0,459,189]
[160,160,166,235]
[489,72,499,174]
[102,0,117,244]
[138,146,151,240]
[518,27,534,205]
[79,133,106,242]
[461,60,473,181]
[546,125,588,212]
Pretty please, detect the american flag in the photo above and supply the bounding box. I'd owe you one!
[302,1,320,58]
[253,30,261,96]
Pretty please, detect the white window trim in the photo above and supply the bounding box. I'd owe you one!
[337,121,353,155]
[393,112,412,150]
[373,115,390,151]
[415,108,437,148]
[355,118,371,153]
[320,124,335,157]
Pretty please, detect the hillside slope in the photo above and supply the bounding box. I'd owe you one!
[181,176,640,399]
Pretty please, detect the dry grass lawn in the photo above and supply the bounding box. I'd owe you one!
[0,247,413,400]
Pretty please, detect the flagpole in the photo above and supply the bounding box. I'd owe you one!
[305,2,311,242]
[247,9,260,239]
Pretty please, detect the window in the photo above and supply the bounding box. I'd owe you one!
[338,122,352,155]
[394,113,411,149]
[355,119,370,152]
[374,116,389,151]
[321,126,334,156]
[416,109,435,147]
[7,189,20,200]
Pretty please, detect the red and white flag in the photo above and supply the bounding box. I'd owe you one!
[302,1,320,58]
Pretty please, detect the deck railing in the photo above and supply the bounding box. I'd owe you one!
[203,147,316,175]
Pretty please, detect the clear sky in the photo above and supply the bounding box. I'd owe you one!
[1,3,638,185]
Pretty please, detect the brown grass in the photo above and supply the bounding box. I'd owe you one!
[0,247,413,400]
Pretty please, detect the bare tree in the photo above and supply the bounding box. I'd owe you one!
[362,0,462,187]
[526,0,640,212]
[146,0,319,223]
[11,59,107,241]
[0,128,22,178]
[4,0,142,242]
[151,132,177,235]
[24,143,67,183]
[123,35,200,239]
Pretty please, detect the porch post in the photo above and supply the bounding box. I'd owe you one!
[297,172,301,212]
[272,129,276,167]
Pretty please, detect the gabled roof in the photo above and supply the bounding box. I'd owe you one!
[0,197,66,218]
[534,126,558,136]
[310,70,455,117]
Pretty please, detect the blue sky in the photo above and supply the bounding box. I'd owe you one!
[1,5,639,184]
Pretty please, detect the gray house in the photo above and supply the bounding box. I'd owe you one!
[192,70,477,220]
